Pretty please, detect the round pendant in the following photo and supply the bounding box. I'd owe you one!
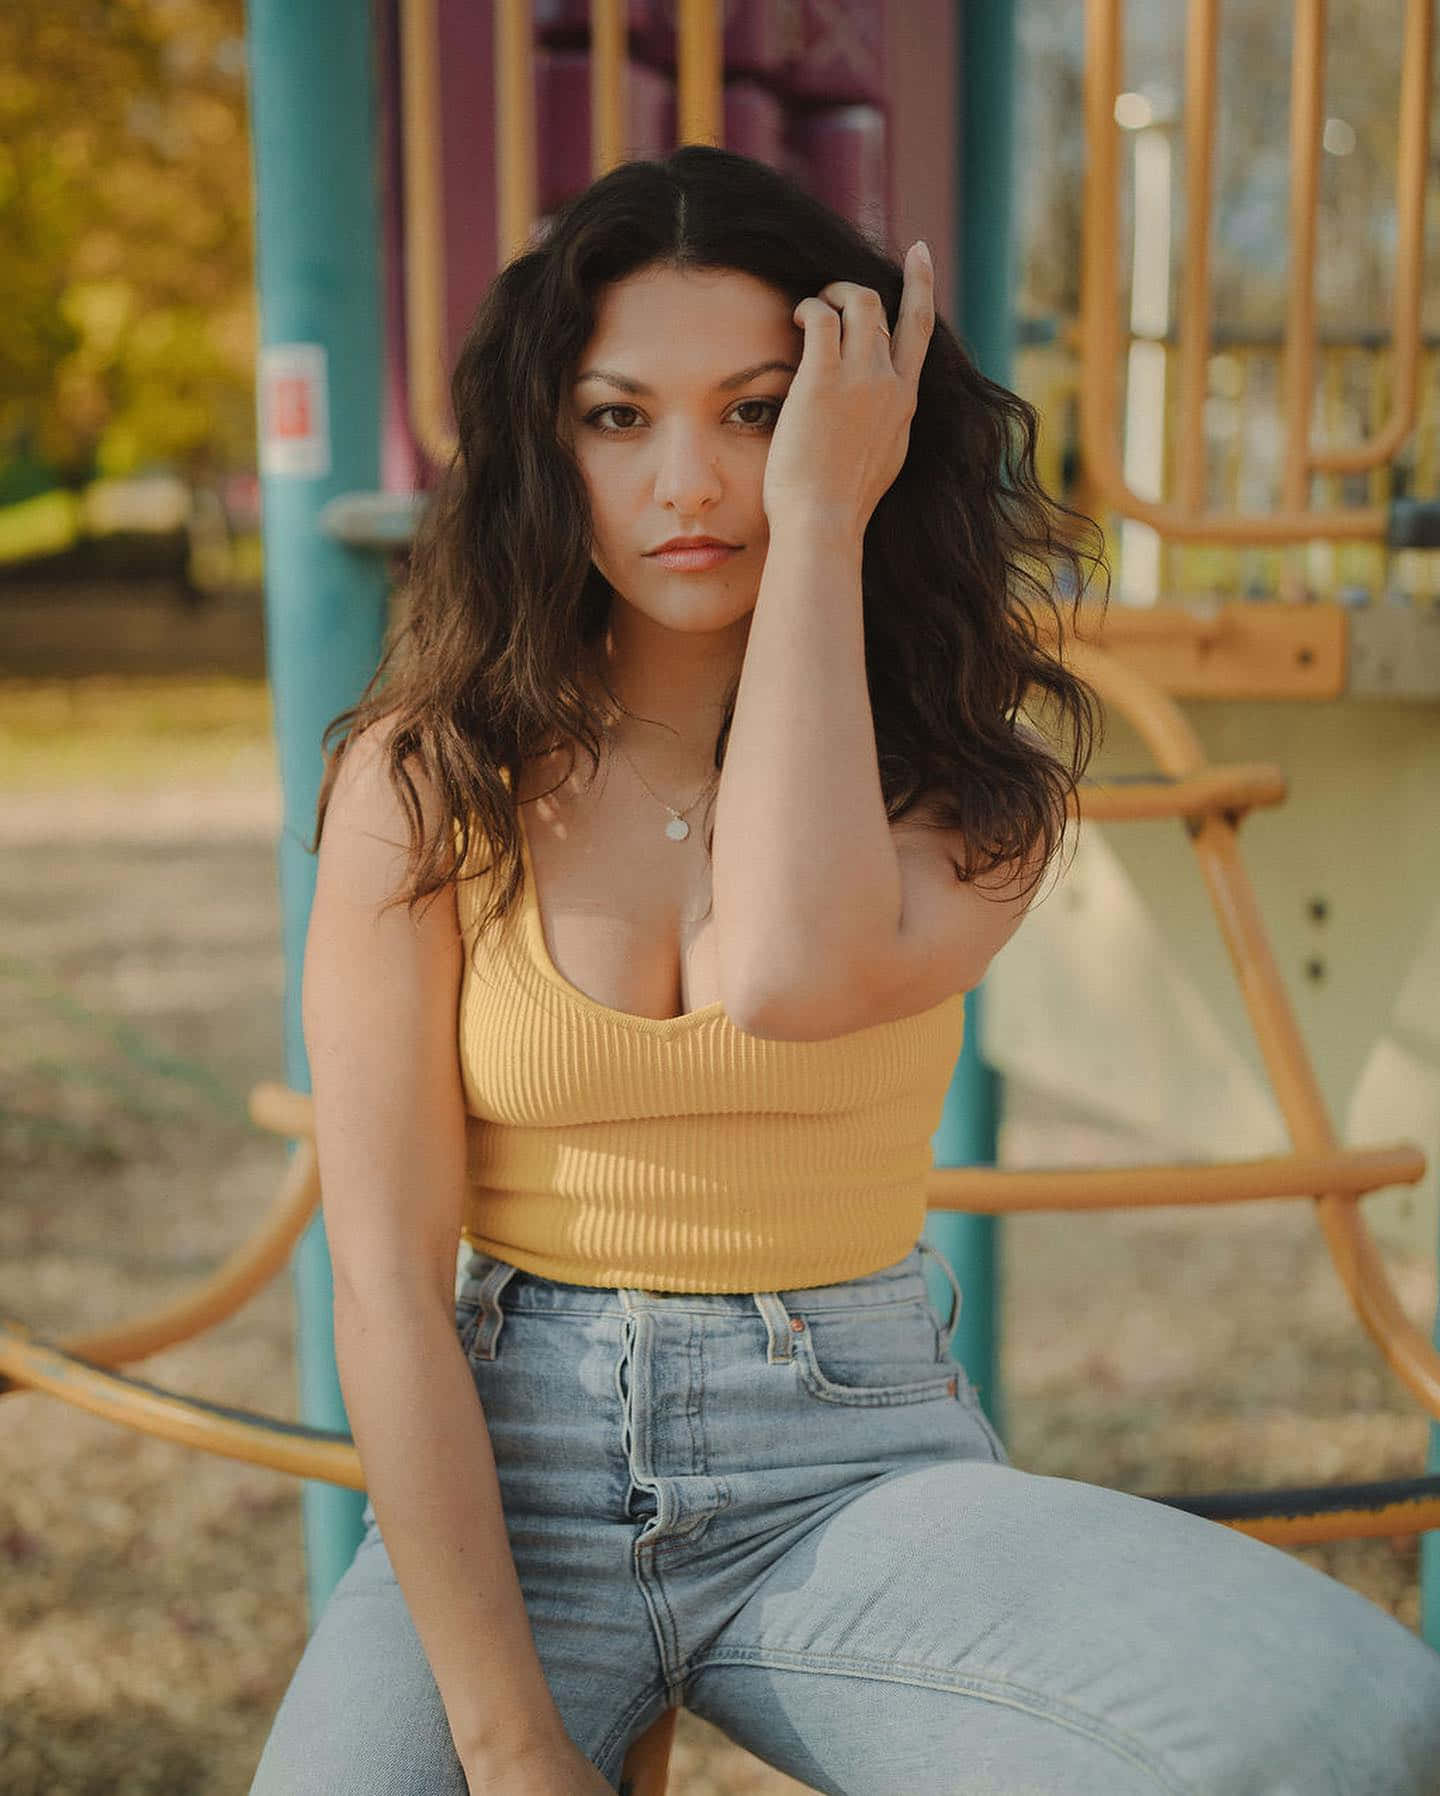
[665,816,690,841]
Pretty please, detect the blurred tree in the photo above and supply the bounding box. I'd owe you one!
[0,0,255,485]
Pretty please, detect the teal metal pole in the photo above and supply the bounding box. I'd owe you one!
[924,1003,1003,1430]
[923,0,1016,1438]
[245,0,388,1624]
[1424,1242,1439,1646]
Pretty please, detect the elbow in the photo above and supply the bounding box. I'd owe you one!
[727,974,874,1043]
[724,936,888,1042]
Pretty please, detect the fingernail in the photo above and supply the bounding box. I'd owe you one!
[917,239,932,266]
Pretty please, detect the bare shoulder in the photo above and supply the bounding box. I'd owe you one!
[318,715,458,922]
[303,715,471,1311]
[327,713,449,846]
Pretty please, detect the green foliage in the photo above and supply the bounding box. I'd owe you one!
[0,0,256,481]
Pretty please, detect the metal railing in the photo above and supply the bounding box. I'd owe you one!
[1019,328,1440,603]
[1080,0,1433,546]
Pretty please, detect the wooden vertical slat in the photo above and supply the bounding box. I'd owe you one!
[1176,0,1218,514]
[591,0,627,177]
[496,0,538,264]
[675,0,724,146]
[1280,0,1324,518]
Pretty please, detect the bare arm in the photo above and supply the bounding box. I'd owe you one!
[712,514,899,1025]
[710,316,1040,1039]
[302,720,575,1780]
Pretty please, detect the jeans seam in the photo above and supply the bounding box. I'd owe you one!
[969,1400,1008,1464]
[594,1673,674,1782]
[684,1645,1193,1796]
[634,1539,689,1705]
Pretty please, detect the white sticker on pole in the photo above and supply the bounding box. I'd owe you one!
[259,343,331,479]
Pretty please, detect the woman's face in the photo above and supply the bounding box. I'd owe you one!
[566,262,800,635]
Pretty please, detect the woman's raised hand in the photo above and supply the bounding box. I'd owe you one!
[761,238,934,540]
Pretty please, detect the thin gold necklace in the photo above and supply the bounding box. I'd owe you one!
[608,731,719,841]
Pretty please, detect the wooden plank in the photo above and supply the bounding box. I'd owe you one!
[1063,599,1348,699]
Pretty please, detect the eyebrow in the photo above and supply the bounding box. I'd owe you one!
[573,359,798,396]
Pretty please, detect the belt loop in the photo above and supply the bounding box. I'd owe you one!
[916,1238,963,1342]
[470,1258,519,1360]
[752,1290,798,1363]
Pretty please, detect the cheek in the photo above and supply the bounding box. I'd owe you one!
[572,461,613,548]
[582,499,621,570]
[576,452,624,518]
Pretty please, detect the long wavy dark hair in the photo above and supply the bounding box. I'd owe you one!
[310,143,1107,942]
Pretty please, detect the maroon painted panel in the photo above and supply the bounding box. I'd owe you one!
[377,0,423,492]
[723,77,787,165]
[537,51,675,212]
[884,0,953,321]
[436,0,499,377]
[535,0,662,36]
[790,102,887,241]
[788,0,886,104]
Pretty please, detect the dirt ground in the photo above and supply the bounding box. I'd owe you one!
[1,675,1436,1795]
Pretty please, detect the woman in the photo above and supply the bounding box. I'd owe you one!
[250,146,1440,1795]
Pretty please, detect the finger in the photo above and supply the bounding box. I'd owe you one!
[792,295,842,361]
[814,282,892,357]
[894,242,935,383]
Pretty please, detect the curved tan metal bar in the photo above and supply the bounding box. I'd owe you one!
[0,1321,363,1487]
[0,1120,360,1480]
[1158,1477,1440,1549]
[1072,762,1287,825]
[927,1145,1425,1215]
[1067,637,1440,1421]
[1302,0,1431,476]
[1082,0,1429,540]
[0,1134,320,1391]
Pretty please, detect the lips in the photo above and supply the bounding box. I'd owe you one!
[647,538,738,554]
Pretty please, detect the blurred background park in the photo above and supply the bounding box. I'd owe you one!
[3,0,1439,1791]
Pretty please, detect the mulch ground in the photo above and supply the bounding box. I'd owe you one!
[1,736,1434,1794]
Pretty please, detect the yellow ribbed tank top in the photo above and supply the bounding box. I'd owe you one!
[454,801,967,1292]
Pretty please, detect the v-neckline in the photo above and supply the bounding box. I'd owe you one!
[513,798,727,1032]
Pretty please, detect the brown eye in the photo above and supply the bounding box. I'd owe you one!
[582,398,782,435]
[585,404,642,432]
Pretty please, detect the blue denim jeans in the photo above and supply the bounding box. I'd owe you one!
[250,1241,1440,1794]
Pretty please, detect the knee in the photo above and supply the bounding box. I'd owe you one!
[1204,1608,1440,1795]
[248,1710,471,1796]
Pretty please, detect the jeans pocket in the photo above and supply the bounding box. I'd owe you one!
[790,1296,962,1408]
[954,1380,1010,1464]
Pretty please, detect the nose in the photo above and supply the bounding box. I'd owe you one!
[651,422,724,515]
